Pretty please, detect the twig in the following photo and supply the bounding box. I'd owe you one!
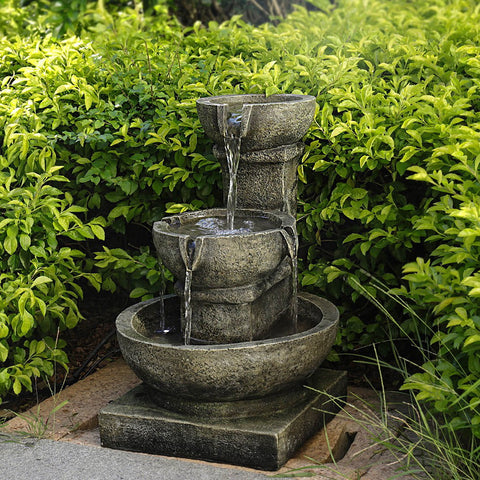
[248,0,270,17]
[269,0,284,17]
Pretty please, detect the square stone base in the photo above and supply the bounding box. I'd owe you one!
[99,368,347,471]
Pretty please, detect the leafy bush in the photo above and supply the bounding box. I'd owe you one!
[0,117,105,400]
[1,0,480,446]
[166,0,317,25]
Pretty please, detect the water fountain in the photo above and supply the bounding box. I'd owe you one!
[99,94,347,470]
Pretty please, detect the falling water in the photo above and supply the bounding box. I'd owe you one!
[280,225,299,333]
[157,264,167,332]
[183,239,196,345]
[224,111,242,230]
[155,262,174,334]
[281,161,290,215]
[183,268,193,345]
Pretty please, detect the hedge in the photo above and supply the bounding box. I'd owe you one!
[1,0,480,441]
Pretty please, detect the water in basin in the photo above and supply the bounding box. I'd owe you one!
[169,216,277,237]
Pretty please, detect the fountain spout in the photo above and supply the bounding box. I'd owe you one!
[216,103,253,139]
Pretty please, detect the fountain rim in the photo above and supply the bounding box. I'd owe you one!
[196,93,316,108]
[116,292,339,351]
[152,208,296,241]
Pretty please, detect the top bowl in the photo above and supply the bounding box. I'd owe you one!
[196,94,316,152]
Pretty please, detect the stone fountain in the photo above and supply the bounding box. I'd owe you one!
[99,94,347,470]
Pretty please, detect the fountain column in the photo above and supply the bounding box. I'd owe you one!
[197,94,315,216]
[98,94,347,471]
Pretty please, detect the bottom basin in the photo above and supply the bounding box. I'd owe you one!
[116,292,339,402]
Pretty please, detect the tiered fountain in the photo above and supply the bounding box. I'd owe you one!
[99,94,347,470]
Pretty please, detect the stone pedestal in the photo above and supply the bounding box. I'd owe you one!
[99,369,347,471]
[175,257,293,343]
[214,142,304,215]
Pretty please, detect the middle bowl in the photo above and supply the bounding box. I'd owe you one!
[152,208,295,290]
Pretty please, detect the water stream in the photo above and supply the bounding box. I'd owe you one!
[224,111,242,230]
[155,259,175,335]
[280,225,299,333]
[183,267,193,345]
[281,161,289,215]
[182,238,196,345]
[156,262,168,333]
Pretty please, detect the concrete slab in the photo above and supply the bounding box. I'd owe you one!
[0,434,269,480]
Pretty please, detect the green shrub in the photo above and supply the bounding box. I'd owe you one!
[165,0,317,25]
[0,162,104,402]
[1,0,480,445]
[398,142,480,437]
[0,38,107,399]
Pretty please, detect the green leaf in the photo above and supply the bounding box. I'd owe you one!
[32,276,52,288]
[13,378,22,395]
[464,335,480,347]
[360,242,370,256]
[130,288,149,299]
[20,310,34,336]
[0,341,8,362]
[4,231,18,255]
[343,233,363,243]
[90,224,105,240]
[19,234,31,250]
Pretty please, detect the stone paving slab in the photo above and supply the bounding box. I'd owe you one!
[0,434,269,480]
[4,359,141,439]
[3,358,420,479]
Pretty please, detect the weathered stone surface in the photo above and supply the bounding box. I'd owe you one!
[214,142,304,214]
[153,209,296,343]
[174,257,293,343]
[153,209,294,290]
[196,94,316,152]
[0,435,270,480]
[116,293,339,401]
[98,369,347,471]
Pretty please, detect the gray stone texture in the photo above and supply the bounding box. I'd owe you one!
[115,293,339,401]
[99,369,348,471]
[153,208,296,343]
[174,257,293,343]
[152,208,294,290]
[0,435,269,480]
[214,142,304,214]
[196,94,316,152]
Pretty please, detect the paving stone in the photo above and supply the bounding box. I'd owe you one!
[4,359,141,439]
